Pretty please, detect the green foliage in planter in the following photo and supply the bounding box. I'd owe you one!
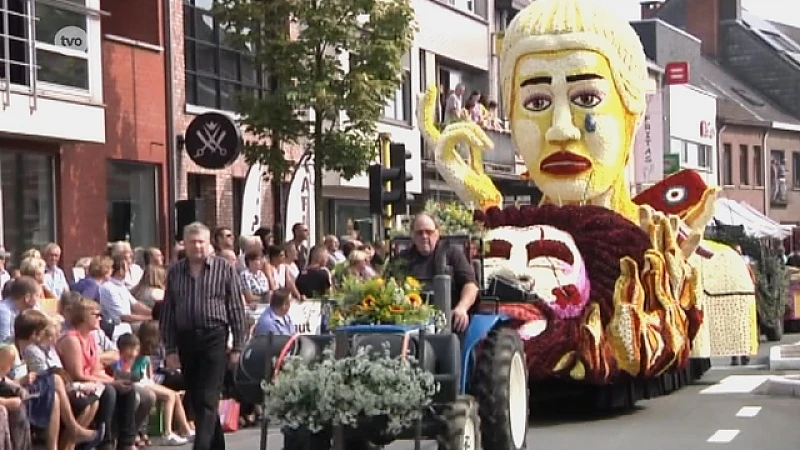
[262,345,438,434]
[753,244,788,328]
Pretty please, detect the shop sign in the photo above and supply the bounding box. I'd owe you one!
[664,153,681,175]
[184,112,242,169]
[700,120,716,139]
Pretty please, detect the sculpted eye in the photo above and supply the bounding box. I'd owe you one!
[571,92,603,108]
[522,95,552,112]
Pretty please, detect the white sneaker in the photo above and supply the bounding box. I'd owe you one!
[162,433,189,446]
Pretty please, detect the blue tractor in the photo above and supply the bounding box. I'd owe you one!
[234,235,529,450]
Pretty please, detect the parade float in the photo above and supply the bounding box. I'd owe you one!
[416,0,758,406]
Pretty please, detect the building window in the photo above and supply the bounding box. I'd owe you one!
[107,161,159,249]
[697,144,712,169]
[183,0,264,111]
[793,152,800,189]
[753,145,764,186]
[0,151,55,262]
[770,150,787,203]
[722,144,733,185]
[383,70,411,123]
[739,145,749,185]
[1,0,100,94]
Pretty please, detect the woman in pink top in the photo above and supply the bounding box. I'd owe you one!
[57,299,139,450]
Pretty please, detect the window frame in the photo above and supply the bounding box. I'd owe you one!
[792,152,800,189]
[739,145,750,186]
[183,0,265,112]
[106,160,161,249]
[753,145,764,187]
[2,0,102,101]
[381,69,412,125]
[722,143,733,186]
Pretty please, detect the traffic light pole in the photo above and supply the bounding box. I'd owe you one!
[378,132,392,249]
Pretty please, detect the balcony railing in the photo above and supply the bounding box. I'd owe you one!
[422,124,518,176]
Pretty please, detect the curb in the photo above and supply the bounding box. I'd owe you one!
[754,375,800,398]
[769,344,800,371]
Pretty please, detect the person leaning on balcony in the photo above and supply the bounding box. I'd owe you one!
[443,83,467,126]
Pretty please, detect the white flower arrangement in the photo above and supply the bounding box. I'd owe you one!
[262,344,439,435]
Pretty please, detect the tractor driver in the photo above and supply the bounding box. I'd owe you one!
[394,213,479,332]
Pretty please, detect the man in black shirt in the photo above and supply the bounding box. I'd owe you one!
[160,222,247,450]
[394,213,479,331]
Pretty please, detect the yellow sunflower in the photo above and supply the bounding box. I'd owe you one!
[407,293,423,307]
[405,277,421,289]
[388,305,405,314]
[361,295,378,309]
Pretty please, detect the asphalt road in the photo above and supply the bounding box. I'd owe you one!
[151,333,800,450]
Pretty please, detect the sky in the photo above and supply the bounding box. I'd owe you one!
[611,0,800,28]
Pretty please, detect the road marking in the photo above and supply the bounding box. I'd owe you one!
[700,375,771,394]
[735,406,761,418]
[707,429,740,443]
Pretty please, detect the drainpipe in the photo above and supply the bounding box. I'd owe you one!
[762,127,770,217]
[717,123,727,188]
[163,0,178,252]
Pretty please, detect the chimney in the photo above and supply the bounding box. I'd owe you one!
[640,1,665,20]
[685,0,741,57]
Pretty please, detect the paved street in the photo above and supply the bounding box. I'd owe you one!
[152,334,800,450]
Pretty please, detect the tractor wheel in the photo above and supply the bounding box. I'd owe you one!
[471,327,528,450]
[437,395,481,450]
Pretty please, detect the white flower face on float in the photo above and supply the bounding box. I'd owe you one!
[510,49,632,204]
[484,225,590,324]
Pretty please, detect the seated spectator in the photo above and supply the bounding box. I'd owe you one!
[98,255,151,340]
[240,252,269,307]
[295,246,333,299]
[57,298,138,450]
[113,332,192,446]
[253,289,294,337]
[0,277,39,342]
[73,256,113,303]
[14,311,99,450]
[130,265,166,309]
[347,250,377,280]
[0,343,31,450]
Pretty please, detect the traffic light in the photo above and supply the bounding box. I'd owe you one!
[368,142,414,216]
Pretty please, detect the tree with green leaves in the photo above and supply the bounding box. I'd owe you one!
[215,0,417,240]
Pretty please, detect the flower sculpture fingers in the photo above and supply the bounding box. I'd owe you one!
[418,84,502,210]
[608,208,698,378]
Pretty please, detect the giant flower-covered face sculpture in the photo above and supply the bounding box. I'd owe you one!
[500,0,648,222]
[476,205,703,384]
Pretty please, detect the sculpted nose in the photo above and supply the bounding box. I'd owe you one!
[545,99,581,143]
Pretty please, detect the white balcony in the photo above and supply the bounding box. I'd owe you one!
[413,0,490,70]
[0,0,105,143]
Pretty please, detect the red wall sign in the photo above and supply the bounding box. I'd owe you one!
[665,61,690,85]
[700,120,715,139]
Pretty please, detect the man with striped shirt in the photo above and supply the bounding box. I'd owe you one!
[159,222,247,450]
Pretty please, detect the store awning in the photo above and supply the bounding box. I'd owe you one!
[710,198,794,239]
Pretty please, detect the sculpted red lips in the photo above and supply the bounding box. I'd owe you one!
[540,151,592,175]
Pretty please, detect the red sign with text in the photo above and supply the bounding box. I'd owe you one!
[665,61,690,85]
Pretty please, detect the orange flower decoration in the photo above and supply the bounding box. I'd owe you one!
[407,293,423,307]
[361,295,378,309]
[388,305,405,314]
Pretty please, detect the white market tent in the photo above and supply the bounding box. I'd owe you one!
[710,197,794,240]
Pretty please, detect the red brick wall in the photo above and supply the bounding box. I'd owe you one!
[59,37,169,266]
[718,125,766,212]
[685,0,719,57]
[169,0,278,235]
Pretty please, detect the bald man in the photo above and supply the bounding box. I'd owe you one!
[393,213,478,331]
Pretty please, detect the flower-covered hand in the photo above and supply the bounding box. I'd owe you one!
[418,85,502,210]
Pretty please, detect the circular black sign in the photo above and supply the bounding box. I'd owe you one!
[184,112,242,169]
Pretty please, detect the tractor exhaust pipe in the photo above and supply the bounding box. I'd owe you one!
[433,274,452,331]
